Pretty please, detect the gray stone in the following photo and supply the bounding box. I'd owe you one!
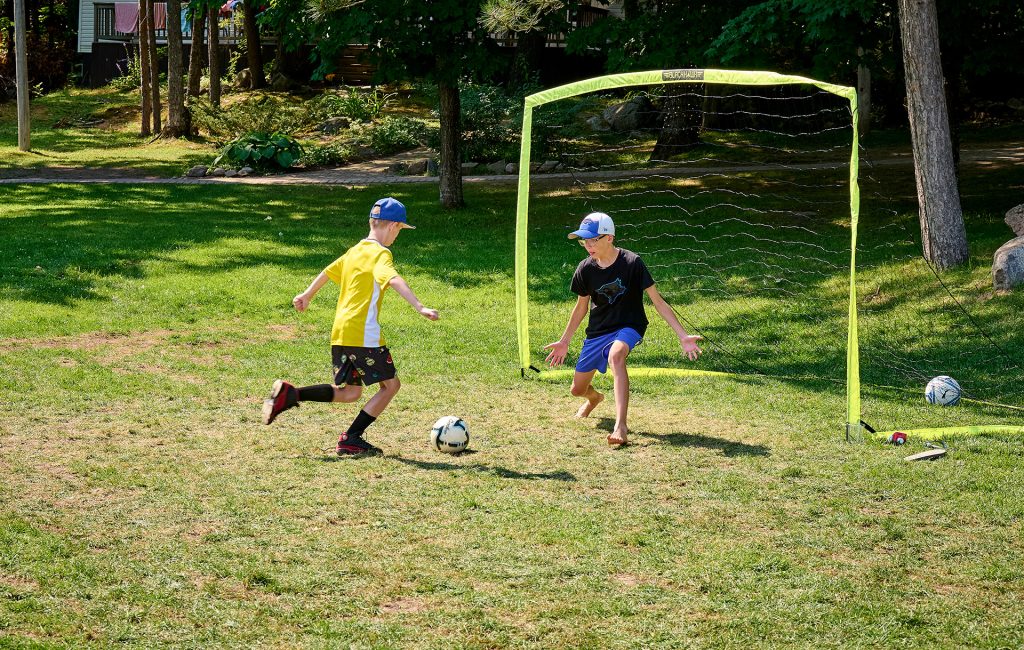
[539,160,559,173]
[224,169,238,178]
[320,117,350,135]
[529,162,542,172]
[211,167,226,177]
[485,161,507,174]
[1006,204,1024,237]
[237,169,250,177]
[407,159,428,175]
[993,236,1024,291]
[461,162,479,173]
[426,159,438,176]
[269,73,294,92]
[387,162,408,174]
[586,115,610,132]
[505,162,519,174]
[236,68,252,90]
[186,165,208,178]
[240,166,254,174]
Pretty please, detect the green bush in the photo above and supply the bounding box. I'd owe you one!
[365,116,428,155]
[308,88,395,124]
[213,132,304,169]
[110,53,142,92]
[300,142,356,168]
[191,95,306,142]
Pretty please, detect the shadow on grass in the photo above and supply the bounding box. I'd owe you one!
[594,417,770,457]
[387,454,576,481]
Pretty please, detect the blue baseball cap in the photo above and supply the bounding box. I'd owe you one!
[370,197,415,229]
[568,212,615,239]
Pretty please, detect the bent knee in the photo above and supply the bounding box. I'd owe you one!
[381,377,401,393]
[570,384,588,397]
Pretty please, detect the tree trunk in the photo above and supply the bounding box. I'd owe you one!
[139,0,152,135]
[208,7,221,107]
[510,30,544,90]
[242,0,265,89]
[856,47,871,137]
[650,84,702,162]
[147,0,161,132]
[437,78,464,208]
[164,0,187,136]
[187,11,205,99]
[898,0,968,269]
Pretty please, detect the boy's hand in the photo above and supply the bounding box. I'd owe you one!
[680,334,703,361]
[419,307,440,321]
[543,340,569,366]
[293,293,311,312]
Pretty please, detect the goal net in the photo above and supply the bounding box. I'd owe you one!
[513,69,1024,441]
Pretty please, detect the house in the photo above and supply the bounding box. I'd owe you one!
[77,0,252,87]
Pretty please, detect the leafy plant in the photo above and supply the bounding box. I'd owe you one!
[213,132,304,169]
[190,96,306,142]
[110,52,143,92]
[300,141,356,168]
[308,87,395,123]
[365,116,427,155]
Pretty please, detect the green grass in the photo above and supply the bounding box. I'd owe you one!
[2,178,1024,647]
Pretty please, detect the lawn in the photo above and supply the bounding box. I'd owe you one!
[1,178,1024,647]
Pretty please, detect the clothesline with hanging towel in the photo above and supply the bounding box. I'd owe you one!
[112,2,170,34]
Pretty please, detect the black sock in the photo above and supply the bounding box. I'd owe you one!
[347,410,376,437]
[298,384,334,402]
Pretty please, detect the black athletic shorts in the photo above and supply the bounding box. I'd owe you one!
[332,345,397,387]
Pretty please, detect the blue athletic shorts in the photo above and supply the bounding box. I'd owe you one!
[575,327,643,374]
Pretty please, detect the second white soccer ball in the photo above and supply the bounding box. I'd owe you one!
[430,416,469,454]
[925,375,961,406]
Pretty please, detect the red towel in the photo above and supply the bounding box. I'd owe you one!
[153,3,167,29]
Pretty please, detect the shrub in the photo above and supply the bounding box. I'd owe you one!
[365,116,428,155]
[213,132,304,169]
[300,142,356,168]
[428,81,522,162]
[110,53,142,92]
[308,87,395,124]
[190,95,305,142]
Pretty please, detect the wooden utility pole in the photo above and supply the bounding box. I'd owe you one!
[14,0,30,151]
[898,0,968,269]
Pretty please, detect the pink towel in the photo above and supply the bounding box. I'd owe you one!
[114,3,139,34]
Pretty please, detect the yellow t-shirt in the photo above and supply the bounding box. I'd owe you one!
[323,239,399,347]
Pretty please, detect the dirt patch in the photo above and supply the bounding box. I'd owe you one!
[379,596,428,614]
[0,330,174,354]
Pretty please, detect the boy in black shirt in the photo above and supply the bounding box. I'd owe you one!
[544,213,703,446]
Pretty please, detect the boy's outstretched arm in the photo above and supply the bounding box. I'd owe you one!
[543,295,590,366]
[388,275,440,320]
[293,271,330,312]
[645,285,703,361]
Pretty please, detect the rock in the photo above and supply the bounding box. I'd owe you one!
[993,236,1024,291]
[426,159,438,176]
[211,167,226,177]
[586,115,610,132]
[186,165,208,178]
[240,166,254,175]
[485,161,507,174]
[224,169,238,178]
[1008,98,1024,112]
[602,96,656,132]
[269,73,294,92]
[539,160,559,173]
[406,159,428,175]
[505,162,519,174]
[387,162,408,174]
[236,68,252,90]
[461,162,479,173]
[320,117,350,135]
[529,162,542,172]
[1006,204,1024,237]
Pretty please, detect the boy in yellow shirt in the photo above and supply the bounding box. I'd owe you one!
[262,197,439,455]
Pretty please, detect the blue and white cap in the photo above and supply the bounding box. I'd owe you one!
[370,197,415,229]
[568,212,615,239]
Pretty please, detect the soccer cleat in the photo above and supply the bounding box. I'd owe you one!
[262,379,298,425]
[336,432,383,456]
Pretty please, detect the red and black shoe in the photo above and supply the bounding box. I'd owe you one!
[336,432,383,456]
[262,379,299,425]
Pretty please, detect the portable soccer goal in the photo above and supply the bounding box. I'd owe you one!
[513,69,1024,441]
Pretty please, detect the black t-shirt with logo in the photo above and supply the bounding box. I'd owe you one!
[570,248,656,339]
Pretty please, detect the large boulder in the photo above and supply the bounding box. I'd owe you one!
[993,236,1024,291]
[602,96,657,132]
[320,117,350,135]
[1005,204,1024,236]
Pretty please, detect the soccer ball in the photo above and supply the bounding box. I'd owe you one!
[925,376,961,406]
[430,416,469,454]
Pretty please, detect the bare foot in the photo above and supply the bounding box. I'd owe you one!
[607,427,629,446]
[575,391,604,418]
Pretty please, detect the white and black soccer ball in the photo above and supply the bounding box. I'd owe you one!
[925,375,961,406]
[430,416,469,454]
